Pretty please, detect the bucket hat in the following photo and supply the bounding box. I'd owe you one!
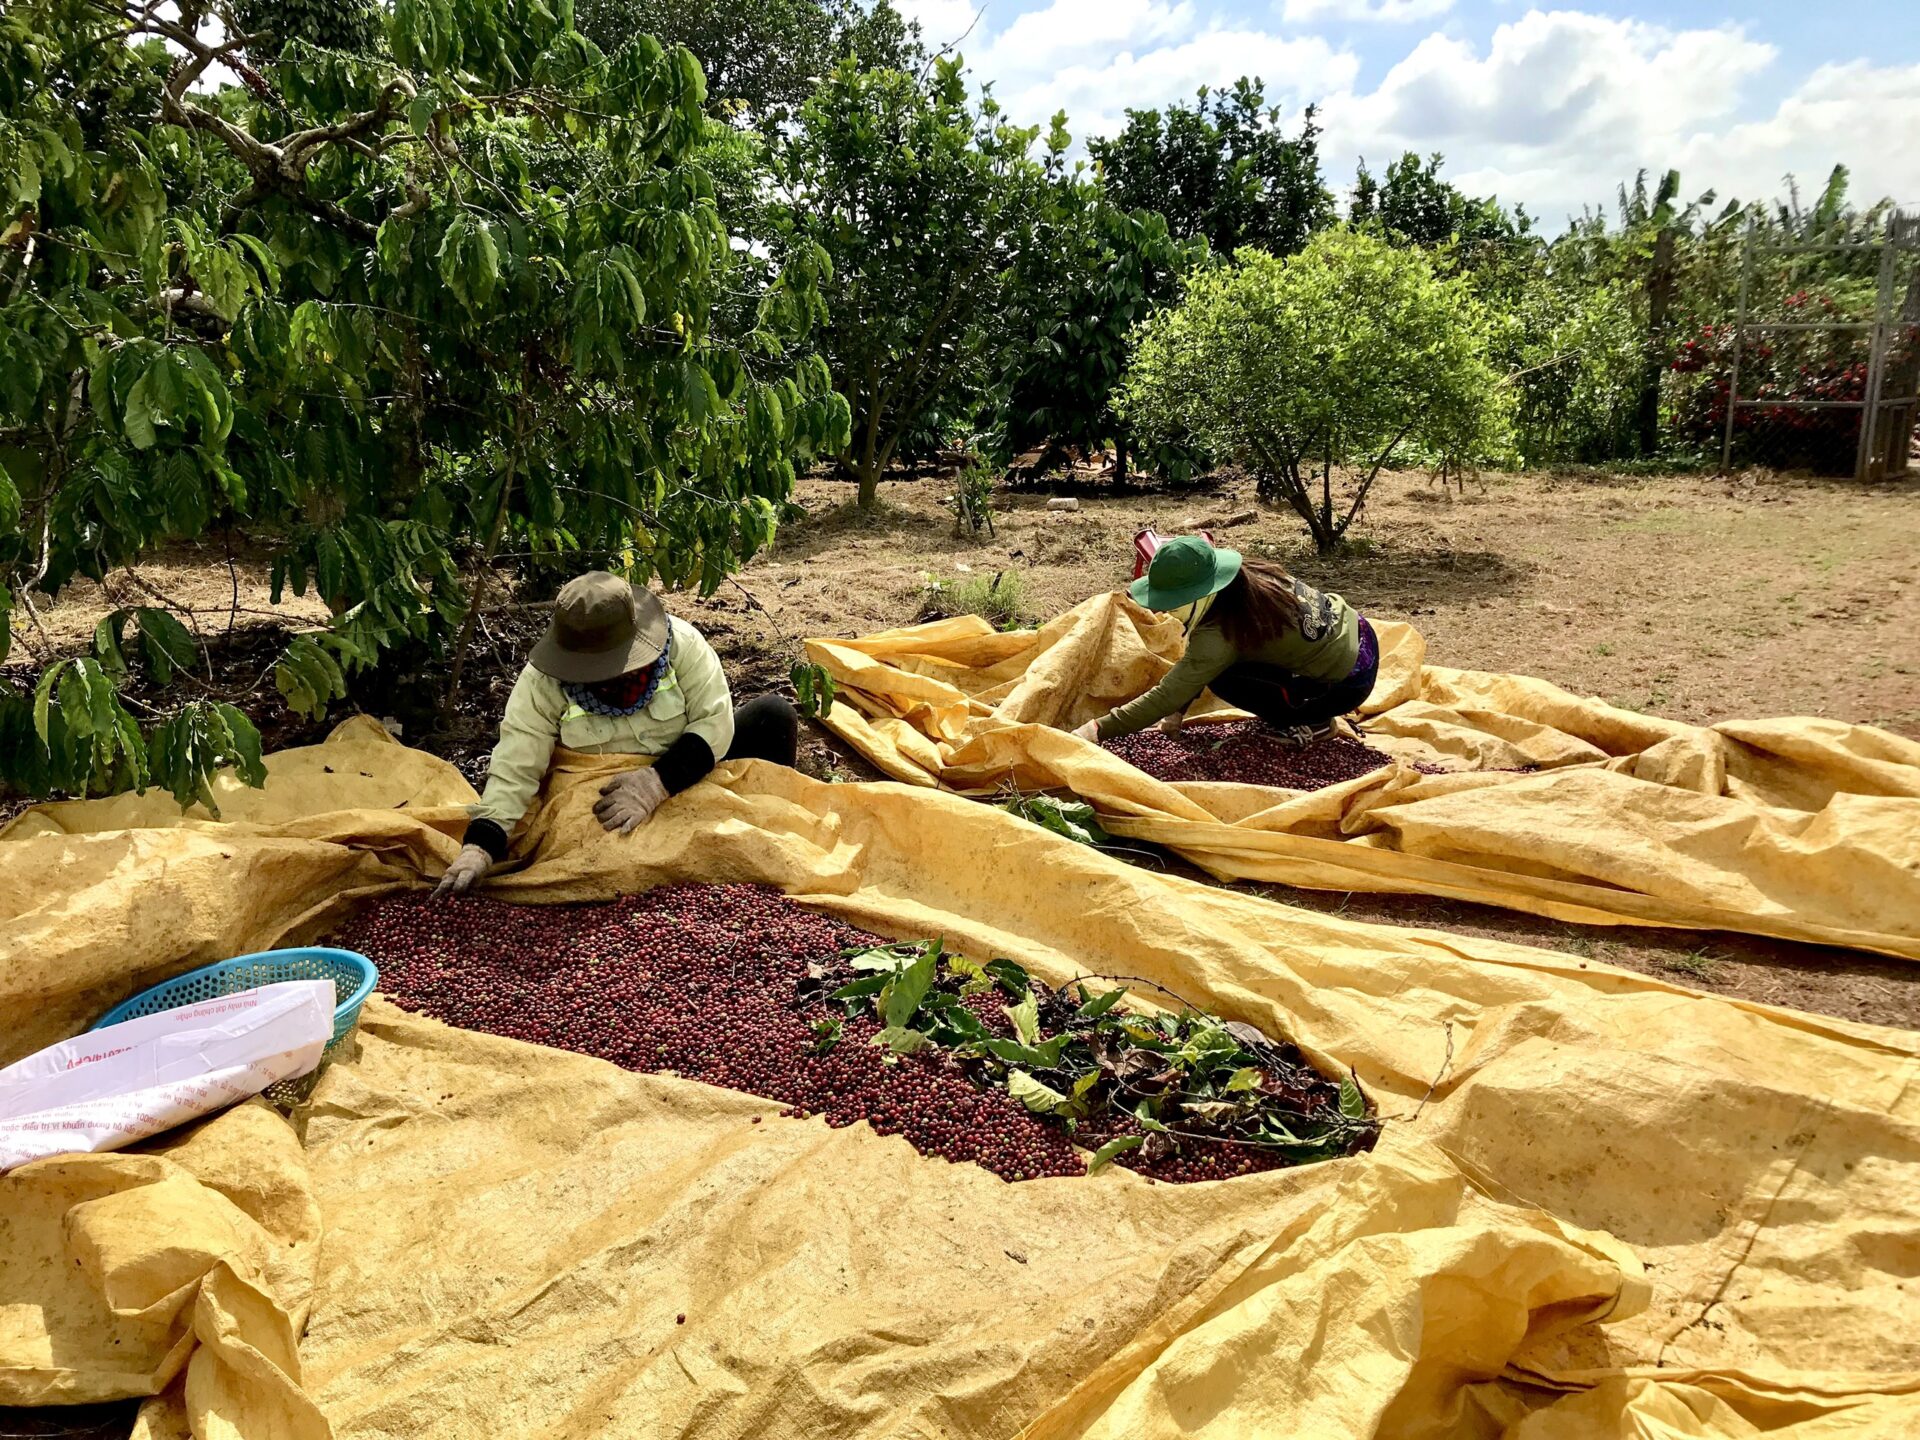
[529,572,670,684]
[1127,535,1242,611]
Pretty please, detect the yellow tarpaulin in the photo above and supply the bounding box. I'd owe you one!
[3,718,1918,1437]
[802,594,1920,960]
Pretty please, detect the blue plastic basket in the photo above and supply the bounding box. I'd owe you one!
[92,947,378,1056]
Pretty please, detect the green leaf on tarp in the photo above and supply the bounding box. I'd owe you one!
[808,1016,842,1053]
[1132,1100,1171,1133]
[1004,990,1040,1046]
[1075,986,1126,1019]
[1086,1133,1143,1175]
[1009,1070,1070,1114]
[829,973,889,1002]
[984,958,1030,997]
[847,942,918,972]
[883,939,939,1029]
[1339,1073,1367,1119]
[1227,1067,1265,1093]
[945,954,995,996]
[1019,793,1111,847]
[979,1033,1071,1068]
[870,1025,934,1055]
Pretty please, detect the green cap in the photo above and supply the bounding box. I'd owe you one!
[1128,535,1243,611]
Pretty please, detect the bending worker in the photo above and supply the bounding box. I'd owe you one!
[438,571,798,896]
[1071,536,1378,747]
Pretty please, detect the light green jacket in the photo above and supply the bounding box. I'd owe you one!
[471,616,735,830]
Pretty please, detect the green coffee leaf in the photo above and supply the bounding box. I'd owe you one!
[883,939,939,1029]
[1086,1134,1143,1175]
[1075,986,1126,1020]
[135,608,196,686]
[1004,990,1040,1046]
[1339,1074,1367,1120]
[870,1026,934,1055]
[979,1033,1071,1068]
[984,959,1030,997]
[1009,1070,1070,1114]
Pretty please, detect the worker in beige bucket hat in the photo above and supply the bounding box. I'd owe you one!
[437,572,800,896]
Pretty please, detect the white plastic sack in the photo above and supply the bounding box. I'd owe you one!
[0,980,334,1171]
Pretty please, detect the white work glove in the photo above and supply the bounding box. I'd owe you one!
[1071,718,1100,743]
[594,766,670,834]
[435,843,493,898]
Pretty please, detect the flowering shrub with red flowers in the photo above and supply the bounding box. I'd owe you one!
[1669,289,1918,472]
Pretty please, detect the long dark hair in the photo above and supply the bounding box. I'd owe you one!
[1207,560,1304,650]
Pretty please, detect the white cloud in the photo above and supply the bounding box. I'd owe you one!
[1280,0,1454,24]
[1313,11,1920,222]
[901,2,1920,225]
[895,0,994,50]
[1668,60,1920,214]
[986,26,1356,142]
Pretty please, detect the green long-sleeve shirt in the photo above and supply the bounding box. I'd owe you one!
[1095,583,1360,740]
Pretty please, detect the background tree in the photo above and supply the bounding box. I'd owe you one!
[1091,79,1333,258]
[985,118,1207,480]
[228,0,384,57]
[0,0,845,806]
[575,0,921,123]
[1350,151,1528,260]
[770,56,1044,506]
[1120,230,1509,553]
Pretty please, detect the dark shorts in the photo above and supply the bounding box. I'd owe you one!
[1206,618,1379,730]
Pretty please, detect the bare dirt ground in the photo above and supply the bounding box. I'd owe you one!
[13,465,1920,1029]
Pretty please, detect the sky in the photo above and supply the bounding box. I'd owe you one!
[891,0,1920,229]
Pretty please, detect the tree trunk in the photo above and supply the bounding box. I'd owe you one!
[443,418,524,721]
[856,402,883,508]
[1638,226,1676,457]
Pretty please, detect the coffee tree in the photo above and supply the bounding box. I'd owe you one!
[985,126,1207,481]
[1119,229,1509,552]
[0,0,846,808]
[770,57,1046,506]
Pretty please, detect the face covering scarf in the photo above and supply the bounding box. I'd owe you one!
[1166,592,1216,634]
[563,627,675,717]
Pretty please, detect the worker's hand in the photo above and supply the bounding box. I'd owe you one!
[1157,713,1184,736]
[594,766,670,834]
[434,844,493,898]
[1071,718,1100,743]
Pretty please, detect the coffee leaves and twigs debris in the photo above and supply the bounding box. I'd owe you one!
[336,886,1377,1186]
[994,784,1167,868]
[996,787,1111,848]
[802,943,1381,1179]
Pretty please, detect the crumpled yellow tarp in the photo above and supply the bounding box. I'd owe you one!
[802,594,1920,960]
[3,717,1918,1437]
[0,1102,327,1440]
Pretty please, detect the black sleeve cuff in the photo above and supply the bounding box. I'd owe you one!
[652,733,717,796]
[462,817,511,862]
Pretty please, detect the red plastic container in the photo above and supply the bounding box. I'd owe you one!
[1131,528,1216,580]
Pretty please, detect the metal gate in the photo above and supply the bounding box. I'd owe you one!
[1722,210,1920,480]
